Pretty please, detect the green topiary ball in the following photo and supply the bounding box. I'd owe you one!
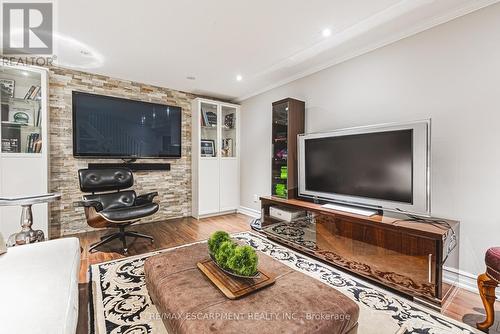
[208,231,230,255]
[227,245,259,276]
[215,240,236,268]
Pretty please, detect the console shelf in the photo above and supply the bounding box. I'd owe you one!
[260,196,460,308]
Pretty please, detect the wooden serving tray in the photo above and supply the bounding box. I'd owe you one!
[197,258,275,299]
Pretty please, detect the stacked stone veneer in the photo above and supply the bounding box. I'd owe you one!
[48,67,195,237]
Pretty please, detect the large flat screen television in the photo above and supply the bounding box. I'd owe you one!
[298,120,430,215]
[72,91,182,158]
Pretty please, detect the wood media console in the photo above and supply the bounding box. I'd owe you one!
[259,196,459,308]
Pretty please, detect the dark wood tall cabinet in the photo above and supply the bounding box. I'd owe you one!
[271,98,305,199]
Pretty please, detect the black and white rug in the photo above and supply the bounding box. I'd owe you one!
[89,232,479,334]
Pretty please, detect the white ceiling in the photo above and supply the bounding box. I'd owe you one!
[53,0,499,101]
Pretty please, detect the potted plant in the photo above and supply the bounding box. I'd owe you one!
[207,231,259,278]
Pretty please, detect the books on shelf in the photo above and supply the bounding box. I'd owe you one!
[0,124,42,153]
[33,139,42,153]
[26,133,41,153]
[24,85,41,100]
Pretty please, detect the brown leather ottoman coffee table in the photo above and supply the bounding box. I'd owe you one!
[144,243,359,334]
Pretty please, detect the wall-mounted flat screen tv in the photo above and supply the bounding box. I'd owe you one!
[72,91,182,158]
[298,120,430,215]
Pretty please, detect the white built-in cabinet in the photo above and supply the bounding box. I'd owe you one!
[0,64,49,238]
[192,98,239,218]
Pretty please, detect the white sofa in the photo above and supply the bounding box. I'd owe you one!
[0,237,80,334]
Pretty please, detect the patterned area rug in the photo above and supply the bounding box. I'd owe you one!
[89,232,479,334]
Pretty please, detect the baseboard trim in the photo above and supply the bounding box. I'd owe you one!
[237,206,260,218]
[444,266,476,292]
[194,210,237,219]
[442,266,499,298]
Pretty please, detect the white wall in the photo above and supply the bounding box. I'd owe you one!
[240,3,500,277]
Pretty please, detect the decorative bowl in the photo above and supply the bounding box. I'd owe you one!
[209,254,260,279]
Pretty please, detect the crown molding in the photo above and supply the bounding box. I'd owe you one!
[235,0,500,102]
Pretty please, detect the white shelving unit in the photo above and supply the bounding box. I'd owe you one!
[192,98,240,218]
[0,64,49,239]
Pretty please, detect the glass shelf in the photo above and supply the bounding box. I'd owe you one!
[1,121,40,127]
[1,96,41,106]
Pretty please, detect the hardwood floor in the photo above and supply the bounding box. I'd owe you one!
[71,213,499,333]
[75,213,251,283]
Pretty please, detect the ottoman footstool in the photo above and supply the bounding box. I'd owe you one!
[477,247,500,331]
[144,243,359,334]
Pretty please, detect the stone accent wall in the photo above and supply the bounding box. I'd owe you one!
[48,67,195,237]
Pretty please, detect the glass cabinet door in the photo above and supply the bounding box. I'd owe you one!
[221,105,237,158]
[0,67,42,154]
[200,101,218,158]
[271,101,289,197]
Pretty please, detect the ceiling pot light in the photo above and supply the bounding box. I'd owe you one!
[322,28,331,37]
[236,75,243,81]
[52,33,105,69]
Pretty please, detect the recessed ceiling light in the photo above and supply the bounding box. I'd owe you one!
[322,28,331,37]
[236,75,243,82]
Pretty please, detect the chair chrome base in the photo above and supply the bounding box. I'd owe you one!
[90,225,154,254]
